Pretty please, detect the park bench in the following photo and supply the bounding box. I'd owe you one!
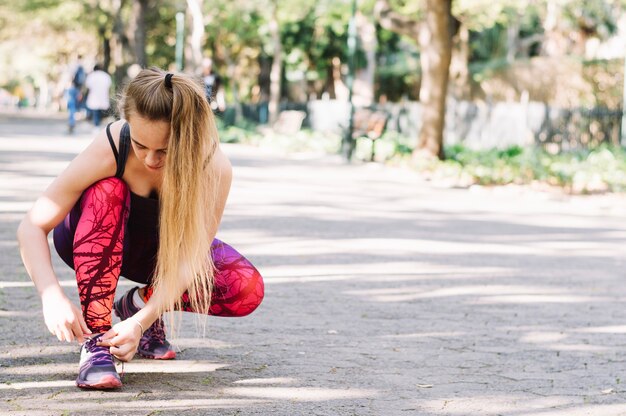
[273,110,307,135]
[352,108,389,161]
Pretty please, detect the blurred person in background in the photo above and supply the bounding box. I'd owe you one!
[202,57,225,114]
[65,54,86,133]
[85,63,112,127]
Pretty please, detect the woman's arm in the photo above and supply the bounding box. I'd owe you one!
[17,123,121,343]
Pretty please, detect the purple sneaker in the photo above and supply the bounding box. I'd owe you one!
[76,334,122,389]
[113,287,176,360]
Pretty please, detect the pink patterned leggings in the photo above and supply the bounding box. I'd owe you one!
[53,177,264,333]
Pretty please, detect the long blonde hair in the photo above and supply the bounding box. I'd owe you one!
[120,67,219,321]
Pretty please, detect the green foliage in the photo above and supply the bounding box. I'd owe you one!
[412,143,626,193]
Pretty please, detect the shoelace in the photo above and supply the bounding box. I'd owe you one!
[82,335,125,377]
[144,318,167,343]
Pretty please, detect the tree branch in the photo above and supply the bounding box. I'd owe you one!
[373,0,420,39]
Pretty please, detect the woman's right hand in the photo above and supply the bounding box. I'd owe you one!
[41,289,92,343]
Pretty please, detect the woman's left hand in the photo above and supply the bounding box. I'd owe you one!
[97,318,143,362]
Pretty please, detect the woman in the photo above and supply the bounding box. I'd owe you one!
[16,67,264,390]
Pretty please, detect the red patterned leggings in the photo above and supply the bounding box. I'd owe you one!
[58,177,264,333]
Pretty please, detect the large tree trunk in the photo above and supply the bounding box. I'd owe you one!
[130,0,148,68]
[185,0,205,74]
[450,23,470,100]
[268,0,282,125]
[374,0,453,160]
[415,0,452,160]
[109,0,135,88]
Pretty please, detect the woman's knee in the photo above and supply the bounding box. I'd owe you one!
[81,177,129,209]
[210,266,264,317]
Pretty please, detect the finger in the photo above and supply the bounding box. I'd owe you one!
[98,335,119,347]
[78,315,92,335]
[70,321,85,343]
[56,326,68,342]
[61,326,74,343]
[109,346,126,360]
[110,344,134,360]
[112,351,132,362]
[100,328,116,341]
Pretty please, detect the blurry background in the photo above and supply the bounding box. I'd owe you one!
[2,0,626,192]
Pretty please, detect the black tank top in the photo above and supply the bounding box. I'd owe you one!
[103,122,159,283]
[106,122,131,178]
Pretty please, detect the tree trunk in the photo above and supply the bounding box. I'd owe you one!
[450,22,470,100]
[415,0,452,160]
[374,0,452,159]
[268,0,282,125]
[506,11,520,63]
[353,12,377,107]
[131,0,148,68]
[100,26,111,71]
[110,0,131,88]
[185,0,205,74]
[541,1,564,57]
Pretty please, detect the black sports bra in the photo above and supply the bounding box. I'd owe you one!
[106,122,131,179]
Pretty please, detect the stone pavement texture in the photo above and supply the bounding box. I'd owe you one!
[2,112,626,415]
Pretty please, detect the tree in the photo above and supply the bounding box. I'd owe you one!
[375,0,454,159]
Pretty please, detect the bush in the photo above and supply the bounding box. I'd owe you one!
[411,144,626,193]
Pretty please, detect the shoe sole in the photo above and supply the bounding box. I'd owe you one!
[76,375,123,390]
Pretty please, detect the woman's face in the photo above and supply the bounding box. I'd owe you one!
[128,115,170,171]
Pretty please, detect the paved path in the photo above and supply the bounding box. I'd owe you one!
[2,112,626,415]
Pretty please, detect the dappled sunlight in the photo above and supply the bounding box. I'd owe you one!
[0,137,88,154]
[237,235,626,261]
[345,284,597,304]
[0,201,33,213]
[0,363,74,376]
[233,377,297,385]
[169,337,235,349]
[0,360,228,376]
[0,380,75,390]
[516,329,611,353]
[416,395,589,415]
[1,344,77,359]
[381,331,467,339]
[260,262,508,281]
[574,325,626,334]
[514,404,626,416]
[540,343,609,352]
[0,310,36,317]
[472,294,605,304]
[122,360,228,373]
[519,331,569,344]
[20,398,267,413]
[221,386,377,401]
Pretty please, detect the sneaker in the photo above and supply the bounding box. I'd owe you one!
[76,334,122,389]
[113,286,176,360]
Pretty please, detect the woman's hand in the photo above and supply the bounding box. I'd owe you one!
[97,318,143,362]
[41,290,91,343]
